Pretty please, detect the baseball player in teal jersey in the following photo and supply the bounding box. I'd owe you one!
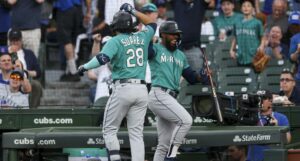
[230,0,264,65]
[148,21,209,161]
[78,3,157,161]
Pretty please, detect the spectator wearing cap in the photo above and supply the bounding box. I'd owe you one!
[87,34,112,103]
[284,11,300,46]
[0,1,11,46]
[7,0,44,58]
[230,0,265,66]
[7,29,43,109]
[247,90,291,161]
[212,0,243,40]
[0,69,29,108]
[0,49,31,94]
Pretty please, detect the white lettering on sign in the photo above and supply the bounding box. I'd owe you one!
[233,134,271,143]
[33,117,73,125]
[37,139,56,145]
[14,138,34,145]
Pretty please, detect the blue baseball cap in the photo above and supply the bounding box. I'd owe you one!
[141,3,158,13]
[0,46,9,55]
[288,11,300,25]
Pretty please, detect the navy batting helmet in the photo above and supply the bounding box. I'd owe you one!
[159,21,182,37]
[110,11,134,33]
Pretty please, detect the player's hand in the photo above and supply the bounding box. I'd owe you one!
[77,65,87,76]
[120,3,135,15]
[269,116,278,126]
[93,34,102,44]
[199,68,210,85]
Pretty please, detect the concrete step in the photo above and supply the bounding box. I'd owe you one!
[43,88,90,98]
[45,81,92,89]
[45,70,92,83]
[41,69,94,107]
[41,96,91,108]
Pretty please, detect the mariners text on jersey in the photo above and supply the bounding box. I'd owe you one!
[236,29,256,36]
[120,35,145,47]
[160,53,184,68]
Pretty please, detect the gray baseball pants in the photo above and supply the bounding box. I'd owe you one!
[102,83,148,161]
[148,87,193,161]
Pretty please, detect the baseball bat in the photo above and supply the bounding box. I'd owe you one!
[201,47,224,124]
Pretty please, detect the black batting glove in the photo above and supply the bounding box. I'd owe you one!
[77,65,87,76]
[199,68,209,85]
[120,3,136,15]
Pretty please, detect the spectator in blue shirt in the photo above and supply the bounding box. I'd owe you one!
[247,90,291,161]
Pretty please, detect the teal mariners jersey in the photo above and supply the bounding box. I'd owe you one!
[101,26,155,80]
[149,43,189,91]
[233,17,264,65]
[213,12,243,36]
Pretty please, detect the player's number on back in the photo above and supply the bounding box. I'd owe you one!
[126,48,144,67]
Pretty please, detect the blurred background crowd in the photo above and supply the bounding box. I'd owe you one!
[0,0,299,109]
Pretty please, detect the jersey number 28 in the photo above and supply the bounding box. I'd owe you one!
[126,48,144,67]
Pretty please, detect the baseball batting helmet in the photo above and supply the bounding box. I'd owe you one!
[110,11,134,33]
[159,21,182,37]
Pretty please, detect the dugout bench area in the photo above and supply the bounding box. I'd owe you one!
[0,107,299,161]
[2,126,289,161]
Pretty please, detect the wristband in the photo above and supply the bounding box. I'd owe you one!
[131,9,137,16]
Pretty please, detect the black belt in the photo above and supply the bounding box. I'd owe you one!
[113,79,146,84]
[160,87,179,98]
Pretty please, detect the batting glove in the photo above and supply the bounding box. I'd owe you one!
[77,65,87,76]
[120,3,136,15]
[199,68,209,85]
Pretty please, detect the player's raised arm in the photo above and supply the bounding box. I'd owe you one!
[120,3,157,31]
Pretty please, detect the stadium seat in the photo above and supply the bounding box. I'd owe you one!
[217,84,253,94]
[217,67,256,79]
[212,40,238,69]
[217,67,258,94]
[267,59,293,68]
[257,66,284,93]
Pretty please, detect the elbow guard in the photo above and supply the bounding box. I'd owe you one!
[96,53,110,65]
